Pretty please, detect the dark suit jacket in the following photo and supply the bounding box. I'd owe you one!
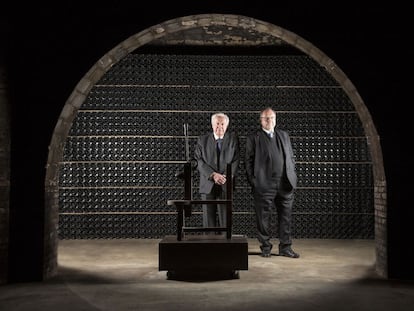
[194,131,240,194]
[245,129,297,191]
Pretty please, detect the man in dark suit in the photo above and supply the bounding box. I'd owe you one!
[245,107,299,258]
[194,112,240,229]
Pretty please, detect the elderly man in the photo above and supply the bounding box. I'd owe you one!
[194,112,240,229]
[245,107,299,258]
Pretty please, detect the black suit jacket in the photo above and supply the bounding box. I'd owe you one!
[194,131,240,194]
[245,129,297,191]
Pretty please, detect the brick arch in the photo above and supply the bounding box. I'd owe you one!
[44,14,387,278]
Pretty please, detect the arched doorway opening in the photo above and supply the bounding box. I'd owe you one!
[44,14,386,279]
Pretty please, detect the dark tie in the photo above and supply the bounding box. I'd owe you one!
[267,132,273,138]
[216,138,222,171]
[216,138,223,152]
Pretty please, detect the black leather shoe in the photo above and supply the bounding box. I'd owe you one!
[279,248,300,258]
[261,250,271,258]
[260,245,272,258]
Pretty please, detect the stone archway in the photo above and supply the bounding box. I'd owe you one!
[44,14,387,278]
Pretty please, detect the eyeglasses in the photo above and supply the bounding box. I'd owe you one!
[260,116,275,120]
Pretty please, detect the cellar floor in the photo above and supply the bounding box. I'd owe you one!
[1,238,414,311]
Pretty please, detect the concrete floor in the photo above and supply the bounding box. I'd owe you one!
[1,238,414,311]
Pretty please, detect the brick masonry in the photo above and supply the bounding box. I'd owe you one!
[0,65,10,284]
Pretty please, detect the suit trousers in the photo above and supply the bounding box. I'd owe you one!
[253,178,294,250]
[201,185,226,228]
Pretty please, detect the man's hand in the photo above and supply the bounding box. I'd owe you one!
[212,172,227,185]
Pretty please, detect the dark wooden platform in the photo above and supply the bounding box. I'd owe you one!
[159,235,248,279]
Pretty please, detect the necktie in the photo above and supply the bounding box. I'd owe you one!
[216,138,223,152]
[268,132,273,138]
[216,138,222,171]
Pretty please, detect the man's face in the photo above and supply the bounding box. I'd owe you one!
[260,110,276,131]
[212,116,228,138]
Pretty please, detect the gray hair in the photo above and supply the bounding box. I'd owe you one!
[211,112,229,125]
